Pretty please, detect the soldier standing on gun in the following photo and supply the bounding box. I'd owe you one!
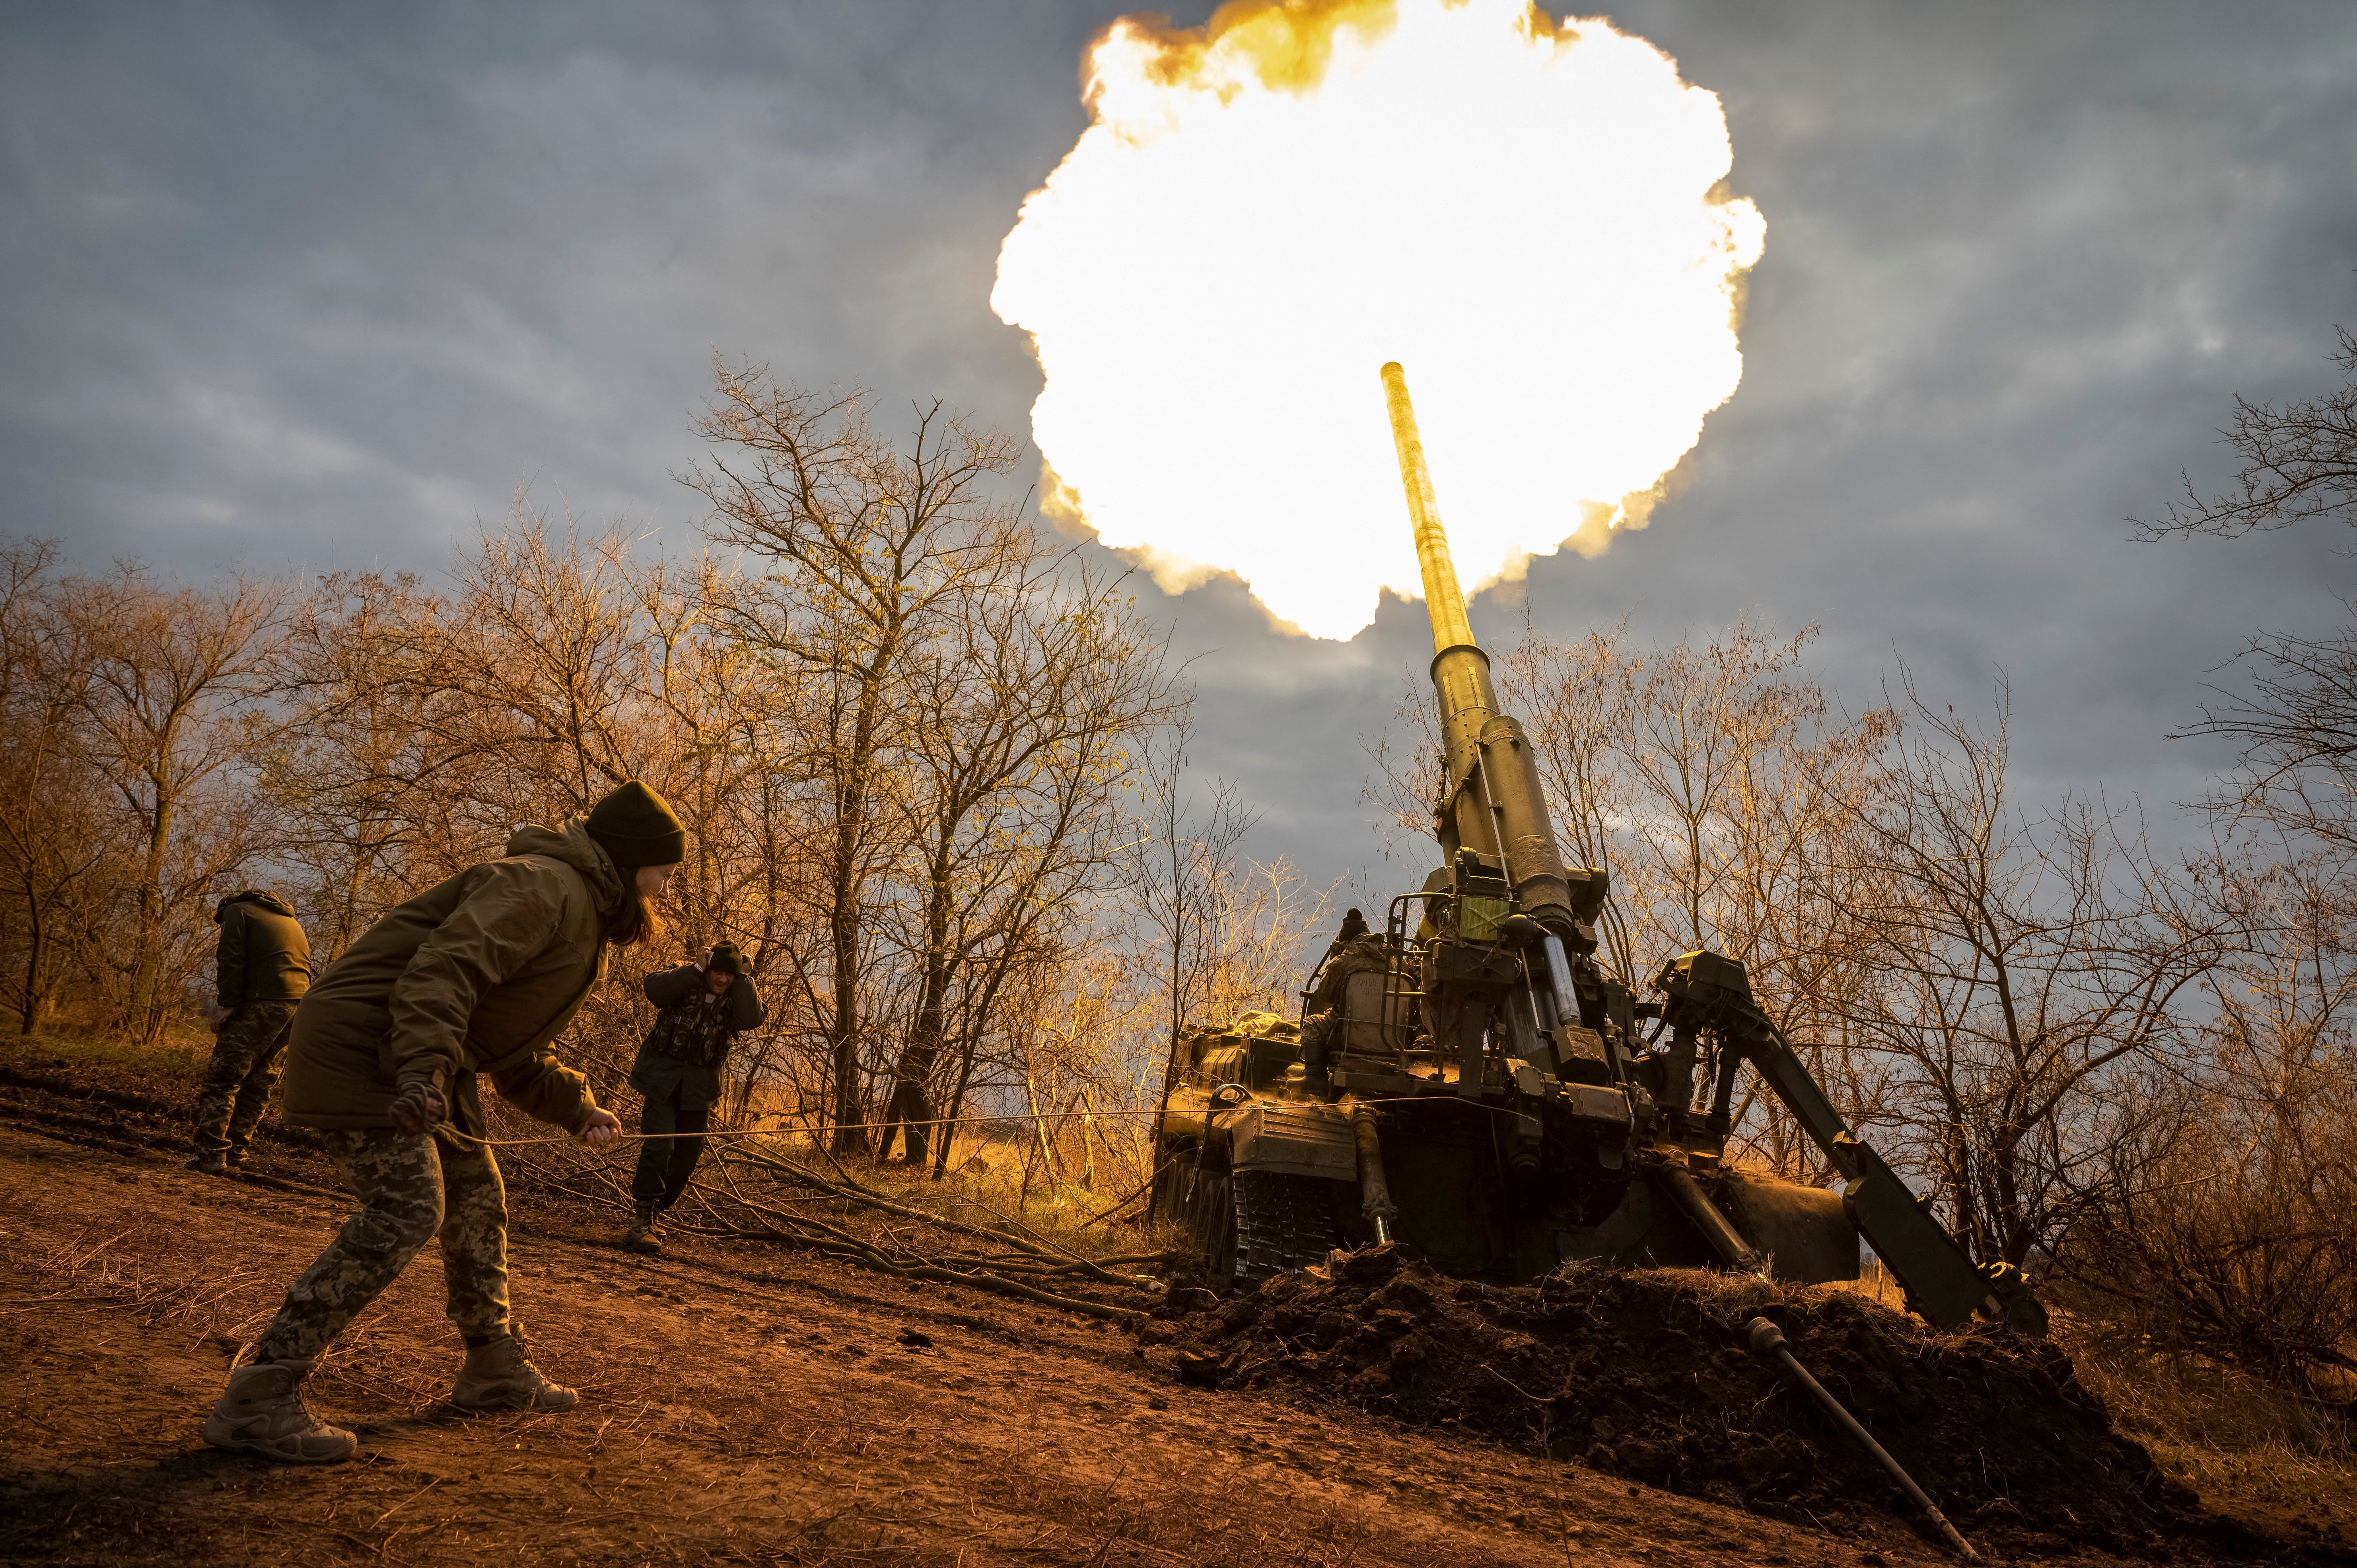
[620,941,765,1253]
[202,780,685,1465]
[186,890,313,1175]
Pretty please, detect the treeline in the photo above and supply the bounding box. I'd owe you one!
[0,363,1325,1186]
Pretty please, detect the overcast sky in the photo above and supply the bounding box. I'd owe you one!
[6,0,2355,921]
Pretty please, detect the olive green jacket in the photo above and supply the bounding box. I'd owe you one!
[214,892,312,1009]
[281,820,624,1135]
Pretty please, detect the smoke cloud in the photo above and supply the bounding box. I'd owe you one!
[993,0,1763,640]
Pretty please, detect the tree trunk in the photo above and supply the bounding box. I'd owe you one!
[130,780,173,1038]
[826,843,867,1154]
[826,635,900,1157]
[884,987,947,1165]
[18,880,43,1036]
[932,1046,979,1182]
[883,860,957,1164]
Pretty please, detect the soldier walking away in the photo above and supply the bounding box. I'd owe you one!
[186,890,313,1174]
[202,779,686,1465]
[620,941,765,1253]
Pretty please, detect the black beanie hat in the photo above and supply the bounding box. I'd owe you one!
[586,779,686,869]
[708,941,742,976]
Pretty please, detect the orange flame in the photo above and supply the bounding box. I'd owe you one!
[994,0,1763,641]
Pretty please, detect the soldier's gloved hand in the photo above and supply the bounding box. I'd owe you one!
[387,1081,446,1136]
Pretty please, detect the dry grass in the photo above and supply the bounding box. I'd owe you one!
[0,1220,274,1346]
[794,1140,1171,1263]
[6,1024,215,1089]
[2049,1292,2357,1523]
[1821,1255,1910,1312]
[491,1079,1170,1273]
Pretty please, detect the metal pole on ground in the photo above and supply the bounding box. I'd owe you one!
[1745,1316,1978,1561]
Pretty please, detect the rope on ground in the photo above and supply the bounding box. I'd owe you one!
[489,1112,1173,1322]
[440,1089,1476,1150]
[685,1153,1155,1322]
[715,1143,1151,1287]
[436,1103,1170,1150]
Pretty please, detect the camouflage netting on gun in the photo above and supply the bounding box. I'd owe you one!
[1221,1010,1298,1040]
[1147,1247,2194,1559]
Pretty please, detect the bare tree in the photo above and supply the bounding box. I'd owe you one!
[1370,619,1896,1177]
[1832,672,2236,1267]
[1123,719,1262,1062]
[1528,623,1899,1177]
[686,363,1029,1153]
[2065,843,2357,1395]
[65,562,287,1036]
[261,519,828,1128]
[446,506,653,820]
[611,544,807,963]
[0,360,1191,1169]
[2175,623,2357,851]
[268,509,684,955]
[0,541,117,1032]
[2038,321,2357,1381]
[2135,324,2357,541]
[875,552,1184,1168]
[1002,948,1160,1196]
[2133,324,2357,847]
[265,570,474,956]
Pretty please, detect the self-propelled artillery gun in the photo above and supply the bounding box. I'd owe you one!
[1149,363,2044,1336]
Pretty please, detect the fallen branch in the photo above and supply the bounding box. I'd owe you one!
[500,1125,1165,1322]
[698,1179,1146,1322]
[716,1144,1146,1288]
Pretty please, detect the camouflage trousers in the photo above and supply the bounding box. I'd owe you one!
[190,1001,298,1158]
[250,1127,511,1363]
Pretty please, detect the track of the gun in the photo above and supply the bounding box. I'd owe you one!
[1232,1170,1340,1281]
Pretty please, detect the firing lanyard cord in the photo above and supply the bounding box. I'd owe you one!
[430,1091,1515,1150]
[432,1103,1174,1150]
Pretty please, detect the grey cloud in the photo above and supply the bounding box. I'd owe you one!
[4,0,2353,910]
[2,2,1116,567]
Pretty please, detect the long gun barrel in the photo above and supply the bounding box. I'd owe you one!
[1381,363,1596,938]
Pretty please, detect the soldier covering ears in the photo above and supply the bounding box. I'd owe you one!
[620,940,766,1253]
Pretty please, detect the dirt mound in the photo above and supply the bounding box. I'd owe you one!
[1153,1246,2192,1557]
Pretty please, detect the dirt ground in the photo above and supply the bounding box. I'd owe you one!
[2,1052,2347,1567]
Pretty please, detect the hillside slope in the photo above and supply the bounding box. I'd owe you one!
[1,1045,2342,1567]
